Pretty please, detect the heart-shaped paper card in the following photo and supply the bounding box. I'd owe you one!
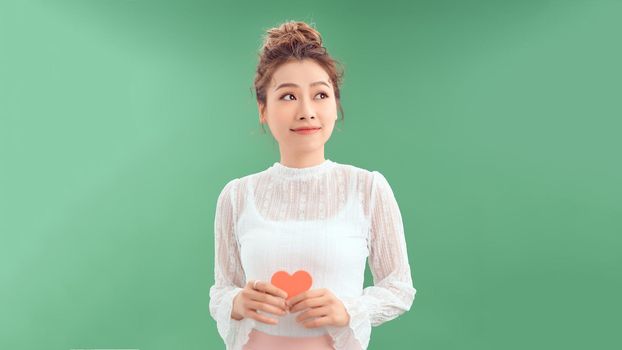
[271,270,312,301]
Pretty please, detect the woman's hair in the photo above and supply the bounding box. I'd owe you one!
[254,20,345,130]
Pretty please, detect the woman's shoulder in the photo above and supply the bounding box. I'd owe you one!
[331,162,397,208]
[335,161,387,186]
[216,177,239,205]
[217,169,264,202]
[334,160,364,172]
[218,168,263,191]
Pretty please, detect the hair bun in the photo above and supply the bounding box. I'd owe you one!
[262,21,323,52]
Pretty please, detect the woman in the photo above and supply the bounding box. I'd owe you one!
[209,20,416,350]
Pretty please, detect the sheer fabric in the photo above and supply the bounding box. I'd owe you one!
[208,159,416,350]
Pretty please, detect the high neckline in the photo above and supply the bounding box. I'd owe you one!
[268,159,336,179]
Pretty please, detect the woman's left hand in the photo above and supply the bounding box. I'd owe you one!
[286,288,350,328]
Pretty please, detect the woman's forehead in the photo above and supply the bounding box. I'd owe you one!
[271,60,330,87]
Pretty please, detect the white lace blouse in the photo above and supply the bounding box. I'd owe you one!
[208,159,416,350]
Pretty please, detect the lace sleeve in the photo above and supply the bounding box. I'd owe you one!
[327,170,417,350]
[208,178,247,349]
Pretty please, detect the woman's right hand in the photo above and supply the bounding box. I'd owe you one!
[231,280,289,325]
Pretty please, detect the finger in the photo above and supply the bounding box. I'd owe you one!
[286,291,307,307]
[287,289,326,309]
[250,290,288,311]
[248,300,287,316]
[296,306,330,323]
[249,280,264,293]
[246,309,279,325]
[289,295,328,313]
[263,282,289,299]
[302,315,332,328]
[252,280,288,300]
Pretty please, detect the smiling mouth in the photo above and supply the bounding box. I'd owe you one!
[291,127,321,135]
[290,127,321,131]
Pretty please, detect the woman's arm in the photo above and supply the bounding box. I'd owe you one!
[208,178,246,347]
[327,170,417,349]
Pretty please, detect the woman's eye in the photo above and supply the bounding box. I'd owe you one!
[280,92,329,101]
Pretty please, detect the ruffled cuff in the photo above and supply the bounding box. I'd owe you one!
[215,287,243,343]
[326,295,371,350]
[216,287,255,350]
[231,317,257,350]
[213,287,259,350]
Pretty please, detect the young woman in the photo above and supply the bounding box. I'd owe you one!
[209,20,416,350]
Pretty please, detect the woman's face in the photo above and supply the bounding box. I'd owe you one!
[258,59,338,156]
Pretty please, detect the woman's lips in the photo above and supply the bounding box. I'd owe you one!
[291,128,321,135]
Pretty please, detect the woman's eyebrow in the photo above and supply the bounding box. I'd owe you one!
[274,81,331,91]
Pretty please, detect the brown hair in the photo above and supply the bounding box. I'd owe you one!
[253,20,345,132]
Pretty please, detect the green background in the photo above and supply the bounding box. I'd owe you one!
[1,0,620,349]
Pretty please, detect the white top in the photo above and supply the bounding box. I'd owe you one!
[208,159,416,350]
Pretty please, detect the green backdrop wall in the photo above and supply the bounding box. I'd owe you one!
[1,0,620,349]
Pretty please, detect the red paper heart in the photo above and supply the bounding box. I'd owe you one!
[271,270,312,301]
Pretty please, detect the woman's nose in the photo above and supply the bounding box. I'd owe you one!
[298,97,316,119]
